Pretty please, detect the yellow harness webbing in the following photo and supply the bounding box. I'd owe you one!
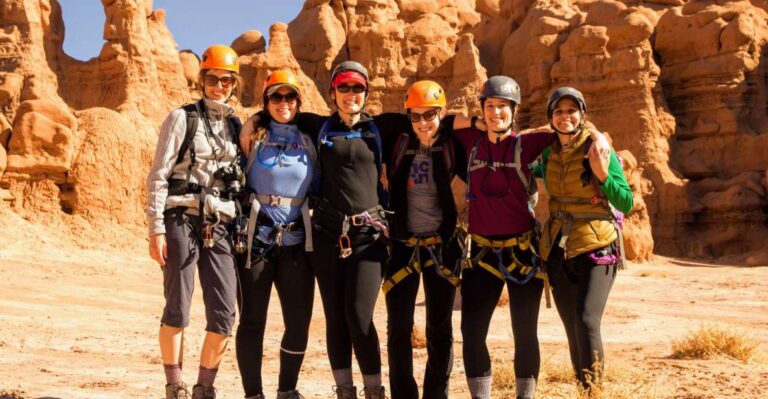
[381,235,461,294]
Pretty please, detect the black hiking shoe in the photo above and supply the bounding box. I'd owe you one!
[332,385,356,399]
[191,384,217,399]
[165,382,190,399]
[276,390,305,399]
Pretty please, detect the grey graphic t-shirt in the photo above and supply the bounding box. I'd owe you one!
[407,149,443,234]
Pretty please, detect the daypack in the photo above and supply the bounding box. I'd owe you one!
[315,117,386,203]
[388,131,456,179]
[169,99,242,195]
[465,134,539,209]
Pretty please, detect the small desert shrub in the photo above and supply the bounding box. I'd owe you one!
[0,389,26,399]
[670,324,758,362]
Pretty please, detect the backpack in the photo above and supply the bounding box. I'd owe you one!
[465,134,538,209]
[388,132,455,180]
[168,99,242,195]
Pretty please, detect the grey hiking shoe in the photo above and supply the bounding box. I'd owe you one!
[165,382,190,399]
[333,385,356,399]
[276,390,305,399]
[362,386,386,399]
[191,384,217,399]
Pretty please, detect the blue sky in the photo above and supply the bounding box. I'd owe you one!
[59,0,305,61]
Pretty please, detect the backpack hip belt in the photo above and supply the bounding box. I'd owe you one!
[467,231,546,285]
[381,234,461,294]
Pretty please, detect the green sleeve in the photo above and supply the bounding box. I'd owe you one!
[532,146,550,179]
[599,151,634,214]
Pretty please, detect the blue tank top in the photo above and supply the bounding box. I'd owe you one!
[246,121,313,246]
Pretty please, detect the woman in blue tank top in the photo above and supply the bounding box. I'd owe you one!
[235,70,316,399]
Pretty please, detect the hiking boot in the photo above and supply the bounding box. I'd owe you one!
[276,390,305,399]
[191,384,217,399]
[362,386,386,399]
[333,385,357,399]
[165,382,190,399]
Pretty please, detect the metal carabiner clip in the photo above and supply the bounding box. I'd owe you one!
[338,234,352,258]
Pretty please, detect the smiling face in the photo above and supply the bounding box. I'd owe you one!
[267,86,299,124]
[331,85,366,116]
[202,69,236,102]
[408,106,443,146]
[551,97,584,135]
[483,97,515,133]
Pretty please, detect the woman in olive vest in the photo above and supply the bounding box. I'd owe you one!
[538,87,633,390]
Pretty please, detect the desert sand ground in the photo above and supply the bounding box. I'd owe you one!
[1,209,767,399]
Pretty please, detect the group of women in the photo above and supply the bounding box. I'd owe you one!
[147,44,633,399]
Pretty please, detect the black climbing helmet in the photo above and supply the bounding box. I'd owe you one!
[330,61,369,85]
[479,75,521,104]
[547,86,587,119]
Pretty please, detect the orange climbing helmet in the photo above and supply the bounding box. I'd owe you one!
[404,80,446,109]
[263,70,301,97]
[200,44,239,74]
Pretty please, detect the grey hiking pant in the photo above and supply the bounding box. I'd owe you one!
[160,208,237,335]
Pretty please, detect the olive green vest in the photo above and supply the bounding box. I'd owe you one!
[540,129,618,260]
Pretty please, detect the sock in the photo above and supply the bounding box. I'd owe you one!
[362,373,382,389]
[278,348,305,391]
[163,363,183,385]
[516,377,536,399]
[467,376,492,399]
[197,366,218,388]
[332,368,354,387]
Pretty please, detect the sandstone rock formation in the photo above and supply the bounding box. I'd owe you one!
[0,0,765,263]
[0,0,188,246]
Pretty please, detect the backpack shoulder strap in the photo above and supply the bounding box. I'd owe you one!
[512,136,530,193]
[443,136,455,175]
[301,133,317,164]
[389,132,411,178]
[176,102,200,166]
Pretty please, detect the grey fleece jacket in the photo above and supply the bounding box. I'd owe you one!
[146,99,238,236]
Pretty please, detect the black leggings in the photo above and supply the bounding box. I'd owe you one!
[547,245,616,387]
[310,229,388,376]
[461,244,543,379]
[236,244,314,396]
[385,239,459,399]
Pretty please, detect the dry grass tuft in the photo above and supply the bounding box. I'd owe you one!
[0,389,26,399]
[493,357,662,399]
[670,324,759,362]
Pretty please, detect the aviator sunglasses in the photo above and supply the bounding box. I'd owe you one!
[204,74,236,88]
[407,109,440,123]
[268,92,299,104]
[336,84,366,94]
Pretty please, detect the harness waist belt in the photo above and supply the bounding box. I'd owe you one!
[256,193,304,207]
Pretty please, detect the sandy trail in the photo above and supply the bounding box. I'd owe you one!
[1,229,767,398]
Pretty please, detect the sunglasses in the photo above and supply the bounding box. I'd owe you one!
[204,74,236,88]
[268,92,299,104]
[408,109,440,123]
[336,85,366,94]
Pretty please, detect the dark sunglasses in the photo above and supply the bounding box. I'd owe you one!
[268,92,299,104]
[204,74,236,88]
[408,109,440,123]
[336,85,366,94]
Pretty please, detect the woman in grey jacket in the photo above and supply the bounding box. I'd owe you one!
[147,44,243,399]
